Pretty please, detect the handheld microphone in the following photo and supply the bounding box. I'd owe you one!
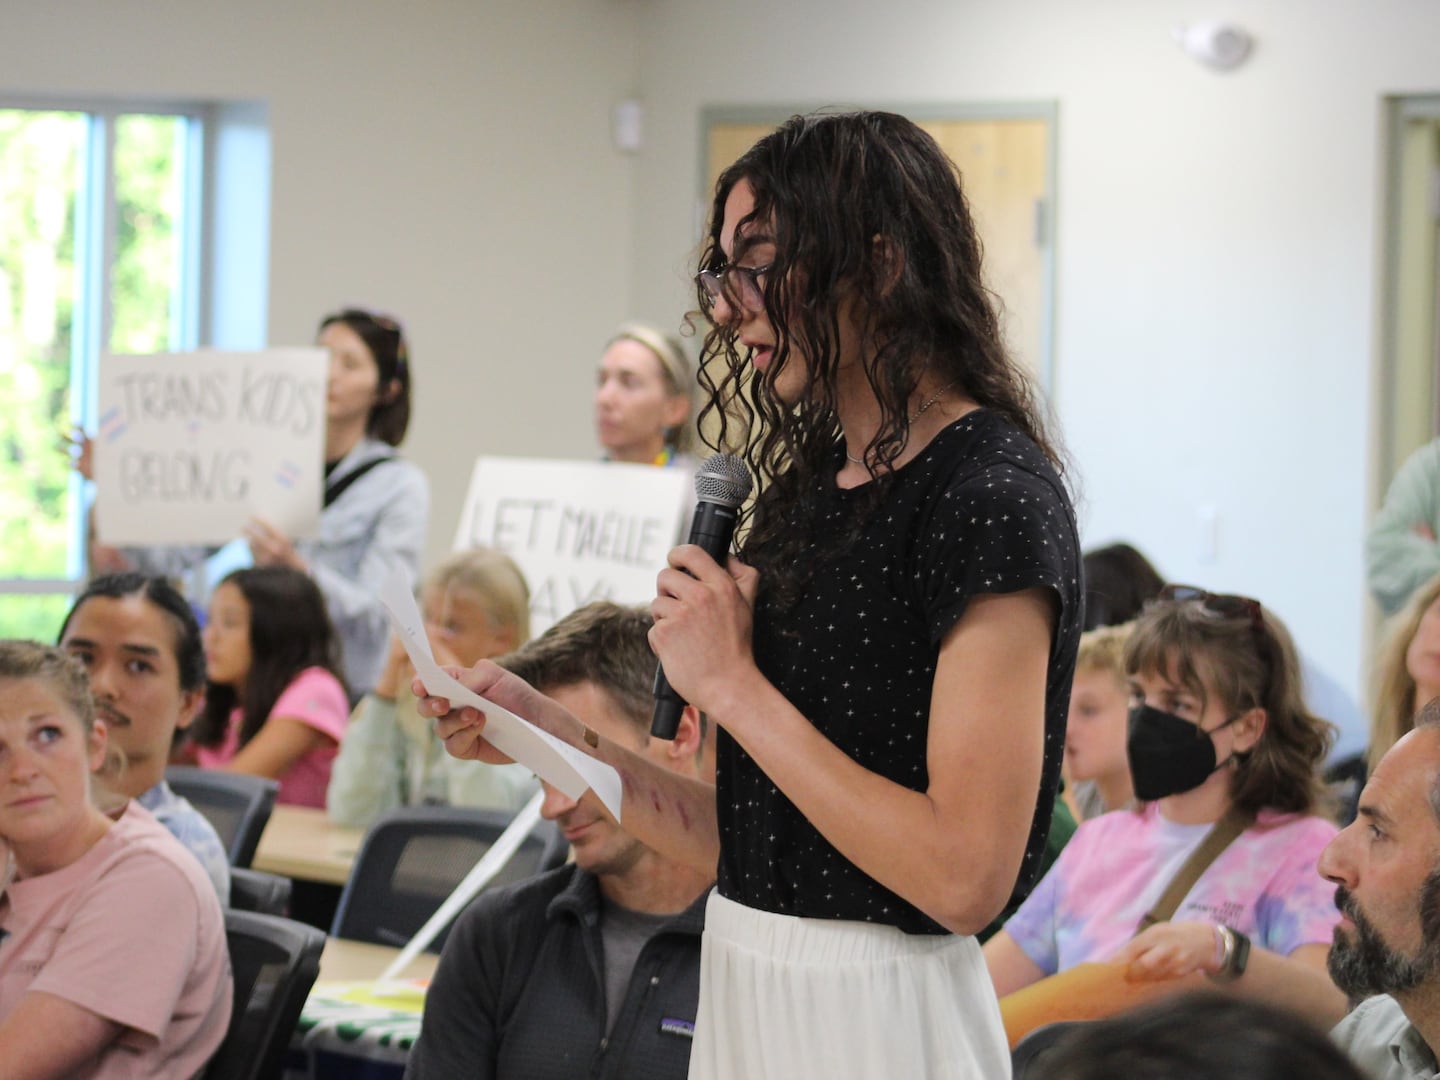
[651,454,753,739]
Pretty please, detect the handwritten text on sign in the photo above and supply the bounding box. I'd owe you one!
[453,458,686,634]
[94,349,328,545]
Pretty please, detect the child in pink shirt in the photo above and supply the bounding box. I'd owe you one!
[192,567,349,807]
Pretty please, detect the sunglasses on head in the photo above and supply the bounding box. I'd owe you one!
[1157,584,1265,630]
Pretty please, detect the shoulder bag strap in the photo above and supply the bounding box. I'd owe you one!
[1134,805,1253,935]
[323,455,395,509]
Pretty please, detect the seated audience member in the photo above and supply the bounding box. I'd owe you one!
[406,603,712,1080]
[56,573,230,901]
[1064,623,1136,821]
[1325,572,1440,829]
[84,307,430,698]
[1326,699,1440,1079]
[984,586,1346,1027]
[1039,991,1365,1080]
[0,641,231,1078]
[1369,573,1440,772]
[1081,542,1165,631]
[190,566,349,807]
[328,548,538,827]
[1367,436,1440,616]
[1082,542,1366,762]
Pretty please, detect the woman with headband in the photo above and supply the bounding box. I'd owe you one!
[595,322,697,470]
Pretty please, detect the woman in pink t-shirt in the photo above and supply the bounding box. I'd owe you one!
[984,587,1349,1028]
[191,567,349,807]
[0,640,230,1078]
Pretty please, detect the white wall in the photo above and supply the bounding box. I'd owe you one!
[1,0,642,565]
[629,0,1440,710]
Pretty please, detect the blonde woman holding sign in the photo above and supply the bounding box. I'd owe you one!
[596,323,701,542]
[595,323,697,469]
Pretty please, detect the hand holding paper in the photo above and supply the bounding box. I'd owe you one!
[378,570,622,821]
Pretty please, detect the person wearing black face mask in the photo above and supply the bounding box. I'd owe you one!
[1126,700,1244,802]
[985,586,1348,1034]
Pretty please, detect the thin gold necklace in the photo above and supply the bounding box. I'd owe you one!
[845,380,959,466]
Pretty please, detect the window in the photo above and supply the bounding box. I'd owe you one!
[0,103,204,639]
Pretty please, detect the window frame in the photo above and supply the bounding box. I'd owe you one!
[0,95,210,602]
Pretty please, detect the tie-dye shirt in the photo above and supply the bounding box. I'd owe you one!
[1004,802,1340,975]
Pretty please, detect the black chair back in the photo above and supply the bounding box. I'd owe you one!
[207,909,324,1080]
[228,866,293,917]
[330,804,566,951]
[167,765,278,868]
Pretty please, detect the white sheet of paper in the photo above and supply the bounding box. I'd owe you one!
[377,571,622,821]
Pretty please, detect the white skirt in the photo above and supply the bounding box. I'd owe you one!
[688,891,1012,1080]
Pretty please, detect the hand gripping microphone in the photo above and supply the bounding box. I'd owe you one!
[651,454,753,739]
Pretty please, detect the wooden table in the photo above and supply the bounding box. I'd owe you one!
[253,804,364,886]
[317,937,439,983]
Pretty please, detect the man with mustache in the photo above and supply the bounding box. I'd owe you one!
[57,573,230,901]
[407,602,712,1080]
[1324,697,1440,1078]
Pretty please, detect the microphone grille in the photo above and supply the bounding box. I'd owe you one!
[694,454,752,508]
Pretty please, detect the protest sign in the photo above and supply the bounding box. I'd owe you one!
[93,349,327,545]
[453,457,687,634]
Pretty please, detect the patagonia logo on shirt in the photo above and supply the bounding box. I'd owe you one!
[659,1018,695,1039]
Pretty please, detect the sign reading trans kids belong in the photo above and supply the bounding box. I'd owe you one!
[454,457,687,635]
[93,349,328,545]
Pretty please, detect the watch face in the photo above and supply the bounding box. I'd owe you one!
[1231,929,1251,976]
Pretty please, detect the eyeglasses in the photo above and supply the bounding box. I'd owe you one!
[1157,584,1265,630]
[695,263,771,313]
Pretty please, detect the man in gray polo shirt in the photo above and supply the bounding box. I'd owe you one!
[1325,698,1440,1079]
[407,602,712,1080]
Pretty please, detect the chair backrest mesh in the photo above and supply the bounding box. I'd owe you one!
[208,910,323,1080]
[332,807,566,951]
[166,767,277,868]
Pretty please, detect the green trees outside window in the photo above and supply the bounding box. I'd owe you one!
[0,106,198,641]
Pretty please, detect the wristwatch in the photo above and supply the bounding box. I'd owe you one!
[1210,925,1251,981]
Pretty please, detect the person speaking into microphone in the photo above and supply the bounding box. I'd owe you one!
[420,110,1081,1080]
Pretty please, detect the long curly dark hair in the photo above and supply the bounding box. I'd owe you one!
[693,111,1064,609]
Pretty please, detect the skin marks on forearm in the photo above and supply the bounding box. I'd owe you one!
[617,764,694,832]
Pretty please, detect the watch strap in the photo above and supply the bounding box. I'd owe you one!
[1228,927,1251,978]
[1210,925,1250,981]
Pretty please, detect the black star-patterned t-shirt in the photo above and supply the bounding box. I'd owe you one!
[717,408,1082,935]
